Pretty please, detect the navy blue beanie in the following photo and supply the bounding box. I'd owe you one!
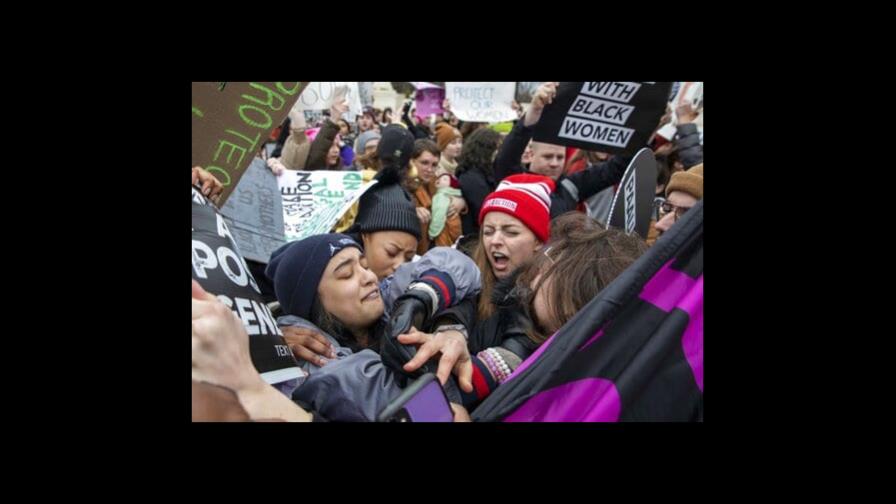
[265,234,363,320]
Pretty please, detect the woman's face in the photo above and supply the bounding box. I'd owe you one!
[326,140,341,167]
[361,231,418,280]
[481,212,542,279]
[413,151,440,183]
[442,137,462,160]
[531,272,559,334]
[317,247,384,332]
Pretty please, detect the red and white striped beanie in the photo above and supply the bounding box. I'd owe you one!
[478,174,556,242]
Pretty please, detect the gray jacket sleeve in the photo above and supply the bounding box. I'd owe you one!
[291,349,405,422]
[276,315,354,374]
[380,247,482,319]
[293,347,465,421]
[278,314,404,421]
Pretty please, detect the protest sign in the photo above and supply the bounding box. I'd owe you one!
[532,82,673,155]
[290,82,362,121]
[445,82,517,123]
[415,87,445,117]
[606,148,657,239]
[218,156,286,264]
[410,82,443,90]
[192,186,305,387]
[278,170,378,242]
[192,82,308,205]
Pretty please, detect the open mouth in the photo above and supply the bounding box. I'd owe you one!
[362,289,380,302]
[491,251,510,271]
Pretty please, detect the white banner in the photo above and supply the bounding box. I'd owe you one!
[278,170,377,242]
[445,82,517,123]
[290,82,363,121]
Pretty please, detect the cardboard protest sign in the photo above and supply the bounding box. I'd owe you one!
[278,170,378,242]
[445,82,517,123]
[192,186,305,388]
[415,87,445,117]
[532,82,673,155]
[218,156,286,264]
[290,82,362,121]
[192,82,309,205]
[606,148,657,239]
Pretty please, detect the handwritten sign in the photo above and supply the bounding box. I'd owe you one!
[278,170,378,242]
[445,82,516,123]
[289,82,362,122]
[192,82,309,205]
[218,156,286,264]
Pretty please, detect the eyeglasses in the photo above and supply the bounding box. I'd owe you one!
[655,200,692,222]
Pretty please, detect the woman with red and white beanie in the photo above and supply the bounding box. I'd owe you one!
[387,173,558,412]
[472,173,556,321]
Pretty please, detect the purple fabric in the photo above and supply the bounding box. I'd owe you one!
[501,257,703,421]
[638,259,703,391]
[504,378,621,422]
[340,144,354,168]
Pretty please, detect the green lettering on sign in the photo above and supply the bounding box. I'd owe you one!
[205,166,232,186]
[238,104,272,129]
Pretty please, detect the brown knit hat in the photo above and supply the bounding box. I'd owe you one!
[435,122,462,151]
[666,163,703,200]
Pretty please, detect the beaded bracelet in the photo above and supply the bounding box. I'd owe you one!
[490,349,512,383]
[476,349,499,382]
[478,348,511,384]
[492,349,512,383]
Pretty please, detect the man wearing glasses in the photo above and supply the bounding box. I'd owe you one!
[655,163,703,236]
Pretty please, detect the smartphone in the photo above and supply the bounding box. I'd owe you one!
[378,373,454,422]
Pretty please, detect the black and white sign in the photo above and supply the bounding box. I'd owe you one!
[192,186,304,387]
[606,148,657,239]
[532,82,673,155]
